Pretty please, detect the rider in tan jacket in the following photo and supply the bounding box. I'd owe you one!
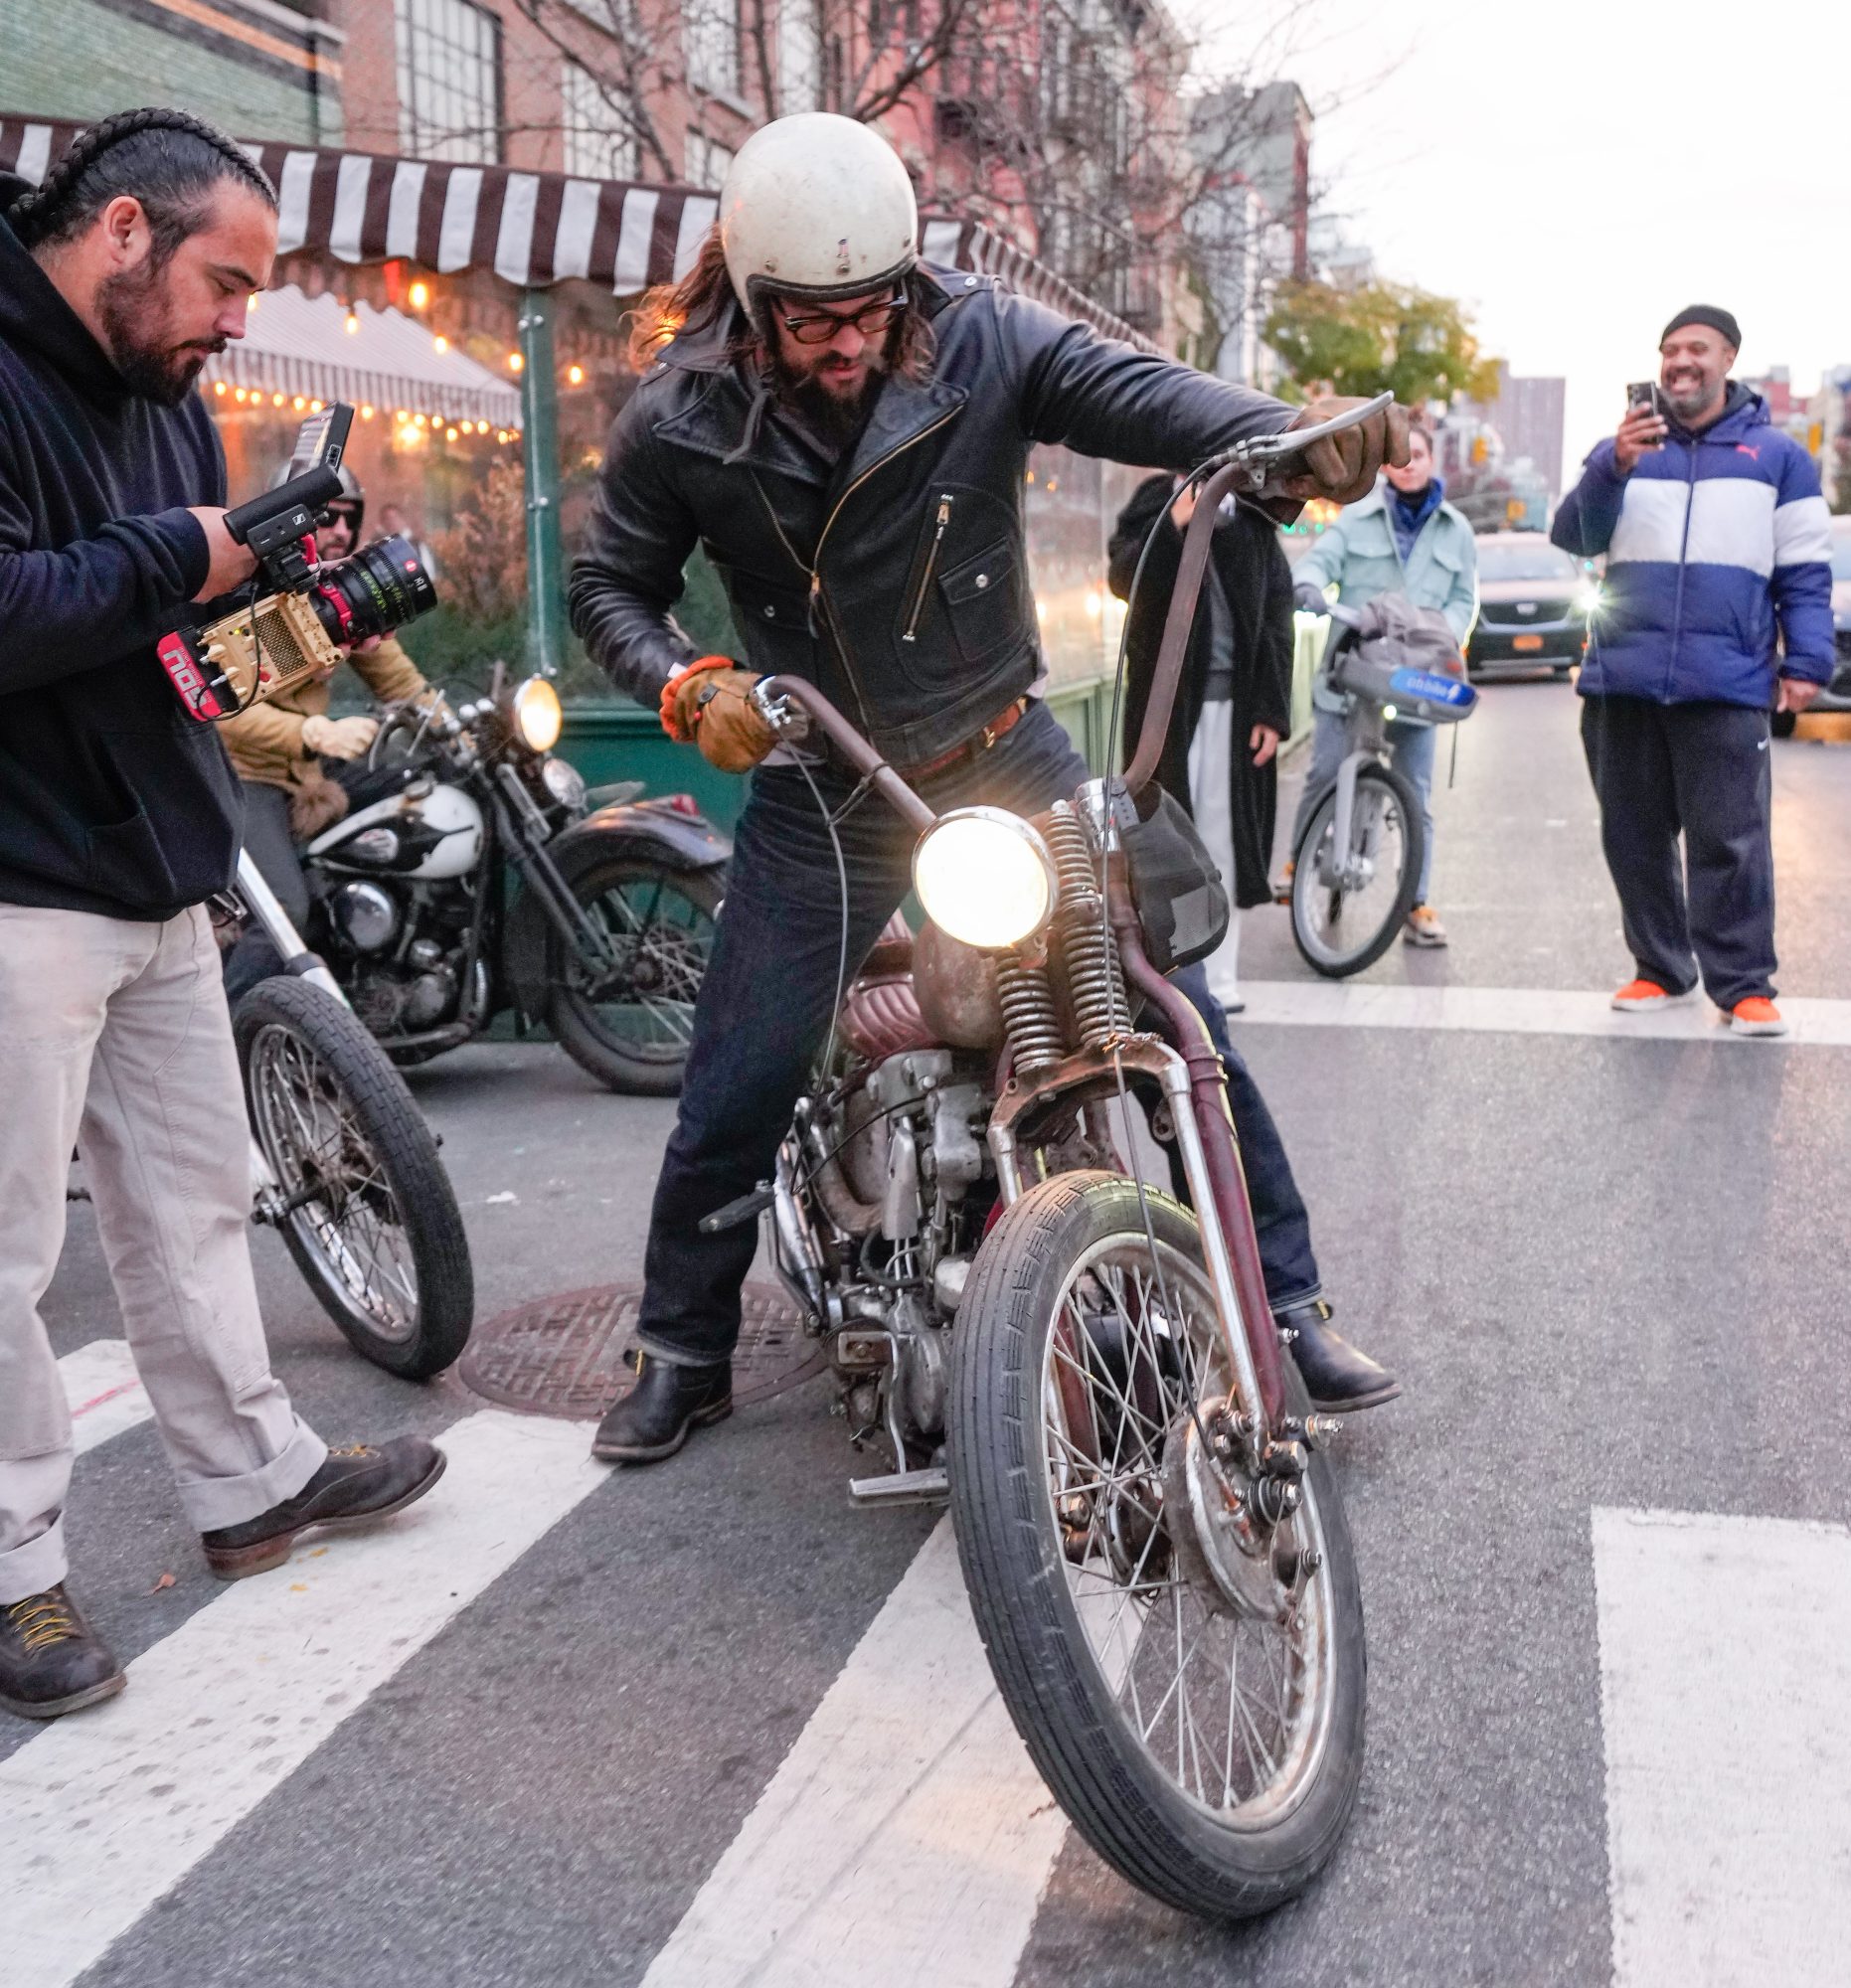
[220,472,439,997]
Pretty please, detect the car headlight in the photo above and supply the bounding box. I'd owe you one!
[912,807,1057,950]
[1575,581,1602,616]
[540,754,587,811]
[511,675,563,752]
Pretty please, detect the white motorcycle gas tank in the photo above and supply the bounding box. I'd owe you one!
[309,783,485,881]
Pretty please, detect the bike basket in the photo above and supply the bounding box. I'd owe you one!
[1120,782,1230,974]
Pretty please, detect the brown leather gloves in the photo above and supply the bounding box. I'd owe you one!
[1276,397,1413,506]
[661,658,775,773]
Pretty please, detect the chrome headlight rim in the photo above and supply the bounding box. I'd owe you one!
[911,805,1059,952]
[511,674,564,753]
[539,754,587,812]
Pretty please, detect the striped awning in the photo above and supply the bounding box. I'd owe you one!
[205,285,523,426]
[0,113,1153,349]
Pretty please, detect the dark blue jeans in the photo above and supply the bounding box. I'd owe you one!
[637,703,1321,1364]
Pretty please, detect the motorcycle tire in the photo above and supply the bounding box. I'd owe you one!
[1288,759,1425,979]
[235,977,474,1380]
[948,1172,1367,1921]
[547,857,722,1096]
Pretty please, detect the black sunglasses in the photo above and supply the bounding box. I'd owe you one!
[776,293,907,346]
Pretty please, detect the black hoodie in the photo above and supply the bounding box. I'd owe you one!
[0,173,243,919]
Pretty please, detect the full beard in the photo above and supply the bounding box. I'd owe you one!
[778,360,886,452]
[96,264,222,408]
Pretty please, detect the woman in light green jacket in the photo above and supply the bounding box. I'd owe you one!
[1288,426,1478,945]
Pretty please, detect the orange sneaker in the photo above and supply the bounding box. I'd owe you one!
[1610,978,1695,1012]
[1729,997,1788,1038]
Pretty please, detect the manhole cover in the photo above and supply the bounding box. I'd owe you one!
[458,1281,825,1418]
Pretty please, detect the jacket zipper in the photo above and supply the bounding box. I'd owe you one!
[801,407,963,728]
[1662,433,1700,702]
[901,494,954,643]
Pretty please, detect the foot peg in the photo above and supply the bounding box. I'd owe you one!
[699,1182,774,1235]
[848,1465,948,1507]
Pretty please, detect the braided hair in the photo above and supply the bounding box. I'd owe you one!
[10,107,276,261]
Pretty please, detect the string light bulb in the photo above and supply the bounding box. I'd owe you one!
[344,308,360,335]
[507,351,524,373]
[409,280,429,310]
[567,363,585,386]
[360,404,376,420]
[433,334,448,354]
[445,426,459,442]
[213,380,226,396]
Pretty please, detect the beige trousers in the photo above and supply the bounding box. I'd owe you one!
[0,903,324,1603]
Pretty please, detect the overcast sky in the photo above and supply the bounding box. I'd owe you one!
[1189,0,1851,476]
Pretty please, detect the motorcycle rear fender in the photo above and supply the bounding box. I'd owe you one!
[503,797,732,1022]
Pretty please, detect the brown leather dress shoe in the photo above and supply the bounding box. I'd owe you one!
[201,1437,445,1579]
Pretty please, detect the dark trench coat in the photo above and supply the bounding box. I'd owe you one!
[1107,473,1296,909]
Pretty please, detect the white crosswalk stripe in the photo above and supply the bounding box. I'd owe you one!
[1232,979,1851,1044]
[59,1339,151,1456]
[643,1517,1069,1988]
[1593,1506,1851,1987]
[3,1410,606,1988]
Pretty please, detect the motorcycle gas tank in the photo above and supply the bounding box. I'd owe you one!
[309,783,485,880]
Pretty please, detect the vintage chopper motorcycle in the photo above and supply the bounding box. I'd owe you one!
[710,400,1396,1920]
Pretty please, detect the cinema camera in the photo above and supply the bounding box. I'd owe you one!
[158,403,436,722]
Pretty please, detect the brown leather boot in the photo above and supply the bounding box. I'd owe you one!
[0,1584,126,1721]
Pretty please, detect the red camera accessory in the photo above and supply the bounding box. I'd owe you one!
[157,628,234,722]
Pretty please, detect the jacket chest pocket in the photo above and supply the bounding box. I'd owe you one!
[937,538,1020,664]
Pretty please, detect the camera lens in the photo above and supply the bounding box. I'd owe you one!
[310,536,437,646]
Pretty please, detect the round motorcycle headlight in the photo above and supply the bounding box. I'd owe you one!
[511,675,563,753]
[540,754,587,811]
[912,807,1057,950]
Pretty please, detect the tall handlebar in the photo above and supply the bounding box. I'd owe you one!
[1120,392,1396,799]
[755,675,938,834]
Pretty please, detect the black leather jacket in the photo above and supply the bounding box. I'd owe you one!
[570,267,1295,768]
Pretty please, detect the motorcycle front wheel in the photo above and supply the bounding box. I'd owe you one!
[948,1172,1367,1920]
[235,977,474,1379]
[1289,759,1425,978]
[548,856,721,1095]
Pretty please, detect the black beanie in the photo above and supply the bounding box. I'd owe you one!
[1661,304,1741,350]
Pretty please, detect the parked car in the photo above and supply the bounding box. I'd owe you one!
[1464,532,1598,679]
[1774,513,1851,735]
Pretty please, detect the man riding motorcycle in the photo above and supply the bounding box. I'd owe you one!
[570,112,1410,1463]
[219,466,437,999]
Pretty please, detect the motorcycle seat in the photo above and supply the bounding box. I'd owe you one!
[838,973,937,1063]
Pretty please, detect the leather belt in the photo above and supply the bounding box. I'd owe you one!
[900,697,1031,782]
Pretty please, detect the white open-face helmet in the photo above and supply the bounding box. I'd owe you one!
[719,112,919,313]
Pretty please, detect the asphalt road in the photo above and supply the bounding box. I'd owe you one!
[19,681,1851,1988]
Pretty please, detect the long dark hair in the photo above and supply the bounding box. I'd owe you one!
[10,107,276,262]
[628,224,936,382]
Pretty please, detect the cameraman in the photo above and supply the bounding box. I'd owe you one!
[0,110,441,1726]
[220,465,438,1001]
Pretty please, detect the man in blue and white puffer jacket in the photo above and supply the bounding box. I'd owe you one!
[1553,304,1833,1038]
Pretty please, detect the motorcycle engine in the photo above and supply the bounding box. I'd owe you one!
[794,1047,989,1452]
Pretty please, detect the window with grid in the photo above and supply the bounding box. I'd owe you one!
[395,0,504,165]
[562,61,638,180]
[685,129,735,189]
[682,0,741,95]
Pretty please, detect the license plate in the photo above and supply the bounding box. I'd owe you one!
[1513,633,1544,651]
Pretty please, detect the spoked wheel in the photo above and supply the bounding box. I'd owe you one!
[549,857,722,1095]
[1289,760,1425,978]
[235,978,473,1379]
[949,1172,1366,1920]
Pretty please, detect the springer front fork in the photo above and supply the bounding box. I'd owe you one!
[988,1043,1278,1476]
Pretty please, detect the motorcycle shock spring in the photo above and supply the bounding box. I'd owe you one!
[997,958,1065,1075]
[1043,803,1129,1048]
